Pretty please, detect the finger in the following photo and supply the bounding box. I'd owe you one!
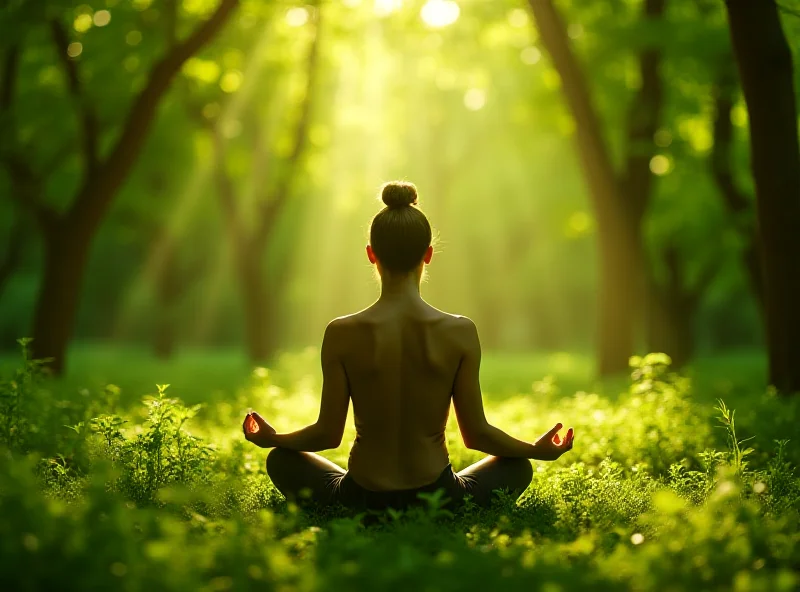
[251,411,269,430]
[565,428,574,447]
[553,433,561,445]
[242,413,251,435]
[543,423,563,441]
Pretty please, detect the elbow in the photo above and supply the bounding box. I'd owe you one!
[462,425,490,451]
[321,435,342,450]
[315,426,343,450]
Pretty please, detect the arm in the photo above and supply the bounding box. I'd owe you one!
[451,318,574,460]
[243,320,350,451]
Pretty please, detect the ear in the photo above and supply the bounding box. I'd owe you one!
[422,245,433,265]
[366,244,377,264]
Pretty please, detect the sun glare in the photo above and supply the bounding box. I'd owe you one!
[420,0,460,28]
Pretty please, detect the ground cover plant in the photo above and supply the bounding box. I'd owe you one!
[0,342,798,591]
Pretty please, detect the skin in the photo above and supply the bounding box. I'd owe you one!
[243,244,575,491]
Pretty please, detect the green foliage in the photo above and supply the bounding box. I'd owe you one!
[80,384,213,504]
[0,347,799,590]
[0,338,50,452]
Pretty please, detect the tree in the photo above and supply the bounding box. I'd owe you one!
[187,3,322,363]
[526,0,666,374]
[724,0,800,394]
[0,0,238,373]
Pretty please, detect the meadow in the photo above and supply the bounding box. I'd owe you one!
[1,342,798,591]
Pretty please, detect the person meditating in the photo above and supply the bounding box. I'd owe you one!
[242,181,574,511]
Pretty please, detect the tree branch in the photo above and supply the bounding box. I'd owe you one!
[49,19,100,174]
[253,2,322,246]
[165,0,178,49]
[67,0,239,234]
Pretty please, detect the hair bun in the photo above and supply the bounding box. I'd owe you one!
[381,181,418,209]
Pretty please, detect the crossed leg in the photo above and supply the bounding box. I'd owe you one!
[266,448,533,509]
[455,455,533,506]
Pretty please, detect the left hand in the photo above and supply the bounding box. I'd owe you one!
[242,411,277,448]
[531,423,574,461]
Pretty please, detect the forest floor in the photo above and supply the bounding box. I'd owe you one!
[0,344,798,591]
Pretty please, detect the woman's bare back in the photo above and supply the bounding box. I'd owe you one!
[332,299,470,490]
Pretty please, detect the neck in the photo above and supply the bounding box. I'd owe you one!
[378,270,422,303]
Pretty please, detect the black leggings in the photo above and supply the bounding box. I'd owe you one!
[266,448,533,512]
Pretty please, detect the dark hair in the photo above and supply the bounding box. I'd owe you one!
[369,181,432,273]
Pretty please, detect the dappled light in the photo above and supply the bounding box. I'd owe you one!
[1,0,800,589]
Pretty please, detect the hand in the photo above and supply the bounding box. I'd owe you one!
[532,423,574,461]
[242,411,277,448]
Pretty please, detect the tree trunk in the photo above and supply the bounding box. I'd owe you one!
[528,0,639,375]
[153,240,179,360]
[236,248,274,363]
[30,224,91,374]
[725,0,800,394]
[644,247,695,368]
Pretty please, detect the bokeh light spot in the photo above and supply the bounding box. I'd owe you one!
[654,129,672,148]
[507,8,528,28]
[74,14,93,33]
[520,46,541,65]
[421,0,460,28]
[123,55,139,72]
[463,88,486,111]
[202,102,221,121]
[219,70,243,93]
[631,533,644,545]
[567,23,584,39]
[126,30,142,46]
[286,7,309,27]
[565,211,593,238]
[649,154,671,176]
[67,42,83,58]
[94,10,111,27]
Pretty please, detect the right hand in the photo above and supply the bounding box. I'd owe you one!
[242,411,277,448]
[532,423,574,461]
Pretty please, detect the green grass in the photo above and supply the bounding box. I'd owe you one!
[1,343,798,591]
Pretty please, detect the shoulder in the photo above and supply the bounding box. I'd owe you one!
[324,315,353,341]
[325,312,365,333]
[436,313,480,349]
[322,313,366,349]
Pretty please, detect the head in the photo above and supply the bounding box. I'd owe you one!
[367,181,433,279]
